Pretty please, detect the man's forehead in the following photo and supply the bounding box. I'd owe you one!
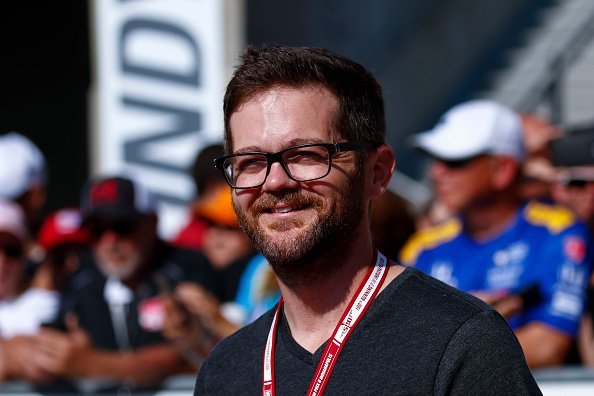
[233,137,330,154]
[228,86,340,152]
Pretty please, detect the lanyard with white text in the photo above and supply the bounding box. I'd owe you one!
[262,251,388,396]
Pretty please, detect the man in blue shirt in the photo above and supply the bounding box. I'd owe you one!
[402,100,592,367]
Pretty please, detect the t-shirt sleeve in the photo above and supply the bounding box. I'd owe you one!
[435,310,542,396]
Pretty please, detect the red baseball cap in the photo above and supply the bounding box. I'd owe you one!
[38,208,91,251]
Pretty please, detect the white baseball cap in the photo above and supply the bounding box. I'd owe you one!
[0,132,47,199]
[412,100,525,161]
[0,199,28,243]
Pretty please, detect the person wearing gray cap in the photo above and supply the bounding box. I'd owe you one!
[0,132,47,238]
[402,100,592,368]
[0,199,60,382]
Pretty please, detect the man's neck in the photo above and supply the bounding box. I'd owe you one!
[463,193,521,241]
[277,238,375,353]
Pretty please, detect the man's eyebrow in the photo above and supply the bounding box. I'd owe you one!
[233,146,262,154]
[233,138,329,154]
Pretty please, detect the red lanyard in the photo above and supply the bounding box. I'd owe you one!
[262,252,388,396]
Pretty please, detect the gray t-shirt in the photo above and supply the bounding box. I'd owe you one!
[195,267,542,395]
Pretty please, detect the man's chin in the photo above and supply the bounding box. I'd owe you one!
[258,212,310,231]
[100,261,138,281]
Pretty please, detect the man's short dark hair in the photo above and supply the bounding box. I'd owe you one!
[223,46,386,154]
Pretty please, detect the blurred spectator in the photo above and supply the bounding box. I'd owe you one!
[0,200,63,335]
[31,176,220,391]
[369,189,416,261]
[0,200,61,382]
[174,143,230,250]
[401,100,592,368]
[552,166,594,231]
[0,132,47,241]
[520,113,563,158]
[551,165,594,366]
[518,114,563,201]
[233,254,279,324]
[414,197,452,231]
[162,253,280,368]
[196,183,256,301]
[36,208,92,291]
[161,282,239,367]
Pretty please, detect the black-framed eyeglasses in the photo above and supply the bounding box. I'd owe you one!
[214,141,372,189]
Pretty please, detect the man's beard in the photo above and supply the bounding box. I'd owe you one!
[95,248,142,281]
[235,173,366,289]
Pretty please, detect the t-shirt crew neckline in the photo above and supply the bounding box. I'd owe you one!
[278,265,412,365]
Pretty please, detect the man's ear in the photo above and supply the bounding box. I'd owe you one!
[491,157,519,190]
[368,145,396,199]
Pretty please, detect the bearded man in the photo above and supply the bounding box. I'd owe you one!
[32,176,219,392]
[194,46,541,395]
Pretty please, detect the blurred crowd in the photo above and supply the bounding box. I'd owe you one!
[0,98,594,391]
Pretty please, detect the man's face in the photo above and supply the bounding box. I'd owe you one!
[429,155,495,213]
[90,217,152,280]
[558,181,594,222]
[229,86,367,278]
[0,233,24,300]
[202,226,253,269]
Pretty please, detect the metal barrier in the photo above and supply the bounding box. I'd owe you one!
[534,366,594,395]
[2,369,594,395]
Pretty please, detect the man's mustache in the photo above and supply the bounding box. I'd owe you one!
[251,191,321,214]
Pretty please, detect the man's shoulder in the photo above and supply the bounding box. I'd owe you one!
[394,267,492,316]
[399,218,462,265]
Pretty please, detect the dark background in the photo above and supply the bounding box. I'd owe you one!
[0,2,90,212]
[0,0,552,214]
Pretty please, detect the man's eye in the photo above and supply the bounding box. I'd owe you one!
[286,148,326,163]
[236,156,267,172]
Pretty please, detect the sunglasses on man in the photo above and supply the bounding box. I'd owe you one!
[0,243,23,259]
[86,219,139,239]
[564,179,594,188]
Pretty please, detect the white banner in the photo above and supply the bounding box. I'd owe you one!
[92,0,243,237]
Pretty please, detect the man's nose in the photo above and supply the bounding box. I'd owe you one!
[429,161,448,181]
[262,162,299,192]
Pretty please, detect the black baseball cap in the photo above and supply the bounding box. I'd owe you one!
[80,176,157,222]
